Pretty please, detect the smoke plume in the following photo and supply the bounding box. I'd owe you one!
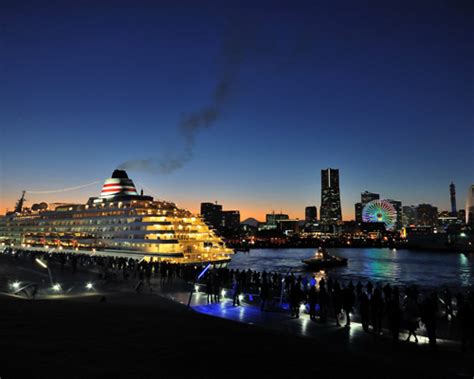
[118,27,247,174]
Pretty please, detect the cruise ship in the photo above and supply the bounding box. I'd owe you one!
[0,170,234,264]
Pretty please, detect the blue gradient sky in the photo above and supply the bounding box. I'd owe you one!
[1,0,472,220]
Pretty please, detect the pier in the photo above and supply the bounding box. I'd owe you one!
[1,249,473,378]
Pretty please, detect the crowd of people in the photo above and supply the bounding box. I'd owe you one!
[3,247,474,351]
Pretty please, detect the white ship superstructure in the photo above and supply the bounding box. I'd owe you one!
[0,170,233,263]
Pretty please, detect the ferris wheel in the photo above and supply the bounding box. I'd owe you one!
[362,199,397,231]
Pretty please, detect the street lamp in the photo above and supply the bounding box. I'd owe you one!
[35,258,54,286]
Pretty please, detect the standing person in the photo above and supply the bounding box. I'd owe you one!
[290,279,303,318]
[145,262,152,290]
[404,292,420,343]
[332,281,343,326]
[421,291,439,350]
[232,275,241,307]
[388,286,401,344]
[370,288,384,335]
[342,285,355,327]
[260,277,269,311]
[366,281,373,297]
[308,283,318,321]
[383,283,392,302]
[213,273,221,303]
[319,282,329,323]
[356,281,363,299]
[206,274,214,304]
[135,268,144,293]
[359,291,370,332]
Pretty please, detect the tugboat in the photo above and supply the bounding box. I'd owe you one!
[302,247,347,270]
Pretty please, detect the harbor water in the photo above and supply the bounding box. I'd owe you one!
[229,248,474,290]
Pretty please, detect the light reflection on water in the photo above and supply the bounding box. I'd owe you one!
[228,248,474,290]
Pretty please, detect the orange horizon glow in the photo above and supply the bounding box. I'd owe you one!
[0,195,355,222]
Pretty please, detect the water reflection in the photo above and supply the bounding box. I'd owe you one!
[459,253,472,287]
[229,248,474,290]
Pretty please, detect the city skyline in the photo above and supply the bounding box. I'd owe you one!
[1,1,472,221]
[0,167,471,222]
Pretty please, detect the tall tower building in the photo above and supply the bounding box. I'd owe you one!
[450,182,457,216]
[305,206,317,223]
[466,185,474,225]
[320,168,342,224]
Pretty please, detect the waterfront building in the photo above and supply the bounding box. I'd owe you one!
[402,205,417,226]
[361,191,380,205]
[438,214,459,227]
[221,210,241,233]
[266,212,289,225]
[467,185,474,225]
[277,219,300,235]
[200,202,223,231]
[305,206,317,223]
[450,182,457,217]
[320,168,342,224]
[0,170,233,264]
[355,191,380,222]
[416,203,439,226]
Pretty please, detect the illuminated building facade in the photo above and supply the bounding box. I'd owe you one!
[450,182,457,217]
[221,210,241,233]
[466,185,474,225]
[320,168,342,224]
[416,203,439,227]
[402,205,417,226]
[266,212,289,225]
[355,191,380,222]
[0,170,233,264]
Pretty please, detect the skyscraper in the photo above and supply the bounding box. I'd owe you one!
[320,168,342,224]
[200,202,223,230]
[305,206,317,223]
[221,210,241,233]
[466,185,474,225]
[450,182,457,216]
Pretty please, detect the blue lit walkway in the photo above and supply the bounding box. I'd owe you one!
[158,288,462,353]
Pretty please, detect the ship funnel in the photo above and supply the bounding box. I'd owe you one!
[100,170,138,199]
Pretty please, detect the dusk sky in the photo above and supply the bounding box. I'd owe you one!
[1,0,472,220]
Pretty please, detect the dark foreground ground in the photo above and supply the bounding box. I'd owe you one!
[0,292,473,379]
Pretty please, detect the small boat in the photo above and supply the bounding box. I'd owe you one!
[302,247,347,270]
